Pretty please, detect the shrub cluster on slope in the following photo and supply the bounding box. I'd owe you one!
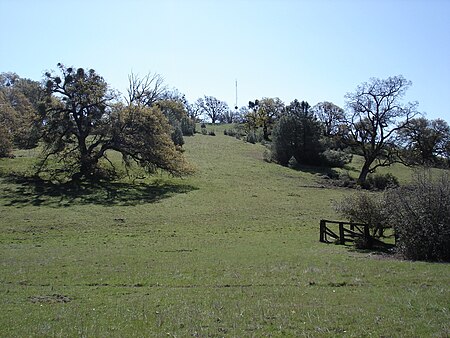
[336,170,450,262]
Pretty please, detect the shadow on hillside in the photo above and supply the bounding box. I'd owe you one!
[346,239,397,257]
[290,163,341,179]
[0,174,197,208]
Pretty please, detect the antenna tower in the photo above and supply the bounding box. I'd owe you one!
[234,79,238,110]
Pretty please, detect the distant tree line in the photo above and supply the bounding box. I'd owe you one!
[221,75,450,186]
[1,70,449,185]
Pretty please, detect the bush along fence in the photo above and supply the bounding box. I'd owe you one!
[319,219,373,248]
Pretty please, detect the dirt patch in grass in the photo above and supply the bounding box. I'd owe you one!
[29,294,71,304]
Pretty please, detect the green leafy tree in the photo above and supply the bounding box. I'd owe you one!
[160,89,196,135]
[398,117,450,166]
[156,99,187,146]
[311,101,345,138]
[128,77,195,140]
[344,75,418,185]
[0,90,15,157]
[0,94,20,155]
[0,72,43,153]
[244,99,260,132]
[246,97,284,140]
[39,63,191,181]
[271,100,323,166]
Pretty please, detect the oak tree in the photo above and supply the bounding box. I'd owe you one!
[39,63,191,181]
[0,73,43,155]
[398,117,450,166]
[344,75,418,185]
[197,96,229,124]
[311,101,345,137]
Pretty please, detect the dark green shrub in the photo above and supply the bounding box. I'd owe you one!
[340,173,356,188]
[319,149,352,168]
[387,171,450,261]
[335,170,450,261]
[171,124,184,147]
[354,236,373,250]
[181,117,195,136]
[363,173,399,190]
[263,149,272,163]
[224,128,237,137]
[288,156,298,168]
[201,127,208,135]
[246,131,257,144]
[335,191,389,237]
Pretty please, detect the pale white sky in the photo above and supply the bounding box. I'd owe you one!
[1,0,449,121]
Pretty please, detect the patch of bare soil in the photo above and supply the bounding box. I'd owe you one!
[29,294,71,304]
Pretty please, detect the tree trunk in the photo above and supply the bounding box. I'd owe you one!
[79,152,98,180]
[357,161,371,186]
[263,124,269,141]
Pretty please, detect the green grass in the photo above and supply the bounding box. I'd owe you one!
[0,131,449,337]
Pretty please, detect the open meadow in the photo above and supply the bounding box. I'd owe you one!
[0,129,449,337]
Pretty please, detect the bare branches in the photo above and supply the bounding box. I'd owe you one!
[311,101,345,137]
[126,72,166,107]
[344,75,419,184]
[197,95,229,124]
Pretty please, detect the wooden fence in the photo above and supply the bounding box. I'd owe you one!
[319,219,371,245]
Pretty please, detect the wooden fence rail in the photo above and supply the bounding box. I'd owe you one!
[319,219,371,245]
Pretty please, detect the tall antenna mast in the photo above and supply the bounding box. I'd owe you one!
[234,79,238,110]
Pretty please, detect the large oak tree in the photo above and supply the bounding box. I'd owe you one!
[344,75,418,184]
[39,63,191,181]
[196,96,229,124]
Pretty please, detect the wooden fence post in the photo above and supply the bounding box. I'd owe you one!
[364,224,370,240]
[339,222,345,244]
[363,224,373,247]
[319,220,325,242]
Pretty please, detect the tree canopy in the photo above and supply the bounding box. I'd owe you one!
[0,73,43,156]
[399,117,450,166]
[245,98,285,140]
[196,96,229,124]
[38,63,192,181]
[343,75,418,184]
[311,101,345,137]
[271,100,323,166]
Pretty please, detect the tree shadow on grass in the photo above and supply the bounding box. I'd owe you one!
[0,174,197,208]
[289,163,341,179]
[346,238,397,258]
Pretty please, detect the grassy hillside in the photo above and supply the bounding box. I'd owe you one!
[0,131,449,337]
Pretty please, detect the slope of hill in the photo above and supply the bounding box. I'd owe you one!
[0,132,449,336]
